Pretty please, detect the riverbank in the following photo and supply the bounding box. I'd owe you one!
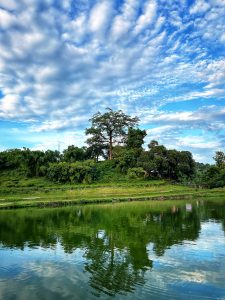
[0,175,224,209]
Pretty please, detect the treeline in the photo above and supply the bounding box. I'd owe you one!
[0,108,224,187]
[0,141,196,184]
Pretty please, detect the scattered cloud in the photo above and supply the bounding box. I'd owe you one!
[0,0,224,162]
[190,0,210,15]
[134,0,157,34]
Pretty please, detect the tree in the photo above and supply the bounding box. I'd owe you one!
[202,151,225,188]
[203,166,225,188]
[148,140,158,150]
[63,145,86,162]
[86,108,139,160]
[44,150,61,163]
[126,128,146,150]
[85,129,108,161]
[214,151,225,168]
[0,149,23,170]
[137,151,157,177]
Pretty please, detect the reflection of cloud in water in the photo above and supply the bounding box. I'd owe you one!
[29,262,88,299]
[0,260,91,300]
[142,221,225,299]
[179,271,206,284]
[0,246,93,300]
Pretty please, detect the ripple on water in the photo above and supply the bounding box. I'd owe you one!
[1,204,225,300]
[0,265,22,282]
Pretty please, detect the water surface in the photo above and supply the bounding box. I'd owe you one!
[0,199,225,299]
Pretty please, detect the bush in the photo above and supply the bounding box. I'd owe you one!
[204,166,225,188]
[127,167,145,179]
[115,149,138,173]
[94,160,121,182]
[46,160,99,184]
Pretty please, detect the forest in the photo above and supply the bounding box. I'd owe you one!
[0,108,225,189]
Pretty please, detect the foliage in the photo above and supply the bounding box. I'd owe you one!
[199,151,225,188]
[126,128,146,150]
[0,148,61,177]
[86,108,139,160]
[63,145,86,162]
[148,140,159,149]
[113,147,139,173]
[46,160,99,183]
[85,144,107,162]
[214,151,225,168]
[203,166,225,188]
[1,167,224,208]
[190,162,210,187]
[1,109,222,189]
[127,167,145,179]
[137,144,195,180]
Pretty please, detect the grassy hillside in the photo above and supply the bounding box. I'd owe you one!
[0,171,224,209]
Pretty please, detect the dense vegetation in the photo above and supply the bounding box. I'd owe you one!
[0,108,224,188]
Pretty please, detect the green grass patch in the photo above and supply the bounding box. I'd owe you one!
[0,171,225,209]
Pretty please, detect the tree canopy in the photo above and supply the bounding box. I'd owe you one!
[85,108,139,160]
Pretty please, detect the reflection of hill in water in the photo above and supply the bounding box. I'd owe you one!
[0,200,225,296]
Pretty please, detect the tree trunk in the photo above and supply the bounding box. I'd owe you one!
[109,132,112,160]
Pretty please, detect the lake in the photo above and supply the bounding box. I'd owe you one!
[0,199,225,299]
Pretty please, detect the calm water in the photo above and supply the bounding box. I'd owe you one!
[0,199,225,299]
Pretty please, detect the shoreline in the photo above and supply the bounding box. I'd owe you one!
[1,189,224,209]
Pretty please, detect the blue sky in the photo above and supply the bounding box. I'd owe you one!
[0,0,225,162]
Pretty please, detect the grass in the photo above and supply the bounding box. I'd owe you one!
[0,171,225,209]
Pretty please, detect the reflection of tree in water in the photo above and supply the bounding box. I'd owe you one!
[84,234,151,296]
[200,201,225,234]
[0,201,225,296]
[0,210,58,249]
[151,208,201,256]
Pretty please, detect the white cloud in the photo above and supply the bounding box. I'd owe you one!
[147,125,176,136]
[0,0,224,162]
[141,106,225,128]
[111,15,134,41]
[177,136,220,149]
[0,0,224,127]
[0,94,20,116]
[111,0,139,40]
[0,8,16,29]
[190,0,210,14]
[190,4,225,45]
[134,0,157,34]
[31,130,86,151]
[0,0,18,10]
[88,1,113,35]
[31,115,87,132]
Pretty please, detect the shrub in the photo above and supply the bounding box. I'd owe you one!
[204,166,225,188]
[127,167,145,179]
[46,160,99,184]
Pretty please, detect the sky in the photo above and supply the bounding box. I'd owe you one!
[0,0,225,163]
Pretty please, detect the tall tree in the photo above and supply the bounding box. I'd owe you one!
[63,145,86,162]
[86,108,139,160]
[126,128,146,149]
[214,151,225,168]
[86,128,107,161]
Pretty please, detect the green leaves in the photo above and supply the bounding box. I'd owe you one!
[46,160,99,184]
[86,108,139,160]
[214,151,225,168]
[126,128,146,149]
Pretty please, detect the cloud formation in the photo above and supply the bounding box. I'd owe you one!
[0,0,224,161]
